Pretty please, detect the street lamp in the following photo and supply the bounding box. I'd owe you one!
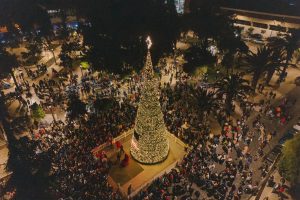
[80,65,84,77]
[48,105,56,124]
[216,70,220,80]
[173,43,178,73]
[79,62,90,78]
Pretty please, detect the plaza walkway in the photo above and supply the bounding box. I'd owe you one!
[1,38,300,200]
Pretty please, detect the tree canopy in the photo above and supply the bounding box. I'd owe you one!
[0,0,249,76]
[193,87,217,120]
[67,92,87,121]
[279,134,300,186]
[4,119,51,200]
[82,0,180,74]
[183,40,217,74]
[30,103,45,121]
[243,46,273,89]
[0,49,18,77]
[0,0,52,36]
[93,97,116,114]
[215,73,252,115]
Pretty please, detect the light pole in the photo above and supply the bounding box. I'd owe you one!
[173,43,178,74]
[79,65,84,78]
[49,105,56,124]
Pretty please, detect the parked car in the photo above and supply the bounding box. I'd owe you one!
[251,38,264,44]
[265,145,282,164]
[278,129,298,146]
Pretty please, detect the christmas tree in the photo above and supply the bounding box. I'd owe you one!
[130,37,169,164]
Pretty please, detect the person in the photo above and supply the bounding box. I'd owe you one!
[128,184,132,197]
[116,150,121,164]
[120,144,125,155]
[121,153,129,167]
[268,175,275,187]
[280,177,286,185]
[272,183,280,193]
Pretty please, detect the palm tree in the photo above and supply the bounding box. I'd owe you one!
[193,87,217,121]
[221,51,235,75]
[93,97,116,115]
[265,48,284,85]
[0,49,20,90]
[267,36,286,49]
[183,40,217,74]
[215,73,252,115]
[268,30,300,81]
[243,46,272,89]
[59,48,73,73]
[280,30,300,79]
[67,92,87,123]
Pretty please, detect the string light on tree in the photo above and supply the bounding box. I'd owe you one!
[146,36,152,49]
[130,36,169,164]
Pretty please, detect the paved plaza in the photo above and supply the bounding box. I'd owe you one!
[1,2,300,199]
[103,131,187,197]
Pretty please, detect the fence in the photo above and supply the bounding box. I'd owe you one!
[104,129,189,199]
[92,129,189,154]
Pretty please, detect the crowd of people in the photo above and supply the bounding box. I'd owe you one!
[2,66,142,199]
[30,90,137,199]
[161,81,209,144]
[134,116,270,200]
[36,121,122,199]
[1,53,295,200]
[25,64,48,79]
[134,80,296,199]
[11,91,136,199]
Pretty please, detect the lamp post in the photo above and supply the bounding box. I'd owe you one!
[79,65,84,78]
[173,43,178,75]
[216,69,220,80]
[49,105,56,124]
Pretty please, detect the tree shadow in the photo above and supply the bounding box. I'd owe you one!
[285,184,300,200]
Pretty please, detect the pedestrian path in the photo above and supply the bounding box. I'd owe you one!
[250,170,292,200]
[0,146,10,179]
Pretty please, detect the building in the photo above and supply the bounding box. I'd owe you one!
[221,7,300,33]
[174,0,185,13]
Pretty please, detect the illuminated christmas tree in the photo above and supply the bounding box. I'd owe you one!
[130,37,169,164]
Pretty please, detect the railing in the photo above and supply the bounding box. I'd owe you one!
[112,129,133,144]
[166,131,189,149]
[91,129,133,155]
[253,153,282,200]
[91,129,189,155]
[128,157,182,199]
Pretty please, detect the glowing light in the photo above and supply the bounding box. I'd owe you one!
[131,139,139,150]
[146,36,152,49]
[130,39,169,164]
